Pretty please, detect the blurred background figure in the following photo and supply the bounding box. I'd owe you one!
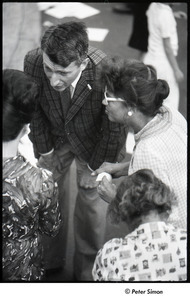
[128,3,150,61]
[3,69,61,281]
[143,3,185,110]
[92,169,187,281]
[112,3,149,61]
[112,3,132,14]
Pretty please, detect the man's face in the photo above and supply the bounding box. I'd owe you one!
[43,52,82,92]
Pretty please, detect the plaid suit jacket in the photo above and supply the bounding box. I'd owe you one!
[24,46,127,170]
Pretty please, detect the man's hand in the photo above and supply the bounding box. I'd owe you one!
[79,167,99,189]
[37,151,62,181]
[97,176,117,203]
[37,152,55,170]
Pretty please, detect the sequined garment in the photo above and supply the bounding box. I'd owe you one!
[2,155,61,281]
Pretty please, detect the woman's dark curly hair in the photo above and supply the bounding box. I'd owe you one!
[3,69,39,142]
[99,56,170,117]
[108,169,177,226]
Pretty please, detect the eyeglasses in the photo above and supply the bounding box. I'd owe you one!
[103,86,125,105]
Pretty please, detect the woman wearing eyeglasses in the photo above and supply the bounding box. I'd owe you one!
[92,56,187,229]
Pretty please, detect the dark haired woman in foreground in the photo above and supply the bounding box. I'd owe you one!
[92,169,187,281]
[92,57,187,229]
[3,69,61,281]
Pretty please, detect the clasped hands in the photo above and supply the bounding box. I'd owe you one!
[91,162,126,203]
[80,163,118,203]
[38,153,123,202]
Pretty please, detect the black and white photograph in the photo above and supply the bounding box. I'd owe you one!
[2,2,188,298]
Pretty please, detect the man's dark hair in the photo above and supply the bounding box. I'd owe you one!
[41,21,89,67]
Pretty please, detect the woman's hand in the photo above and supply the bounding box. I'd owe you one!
[91,161,129,178]
[97,176,117,203]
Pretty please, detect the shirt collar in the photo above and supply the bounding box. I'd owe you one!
[134,106,171,143]
[71,70,82,89]
[127,221,170,238]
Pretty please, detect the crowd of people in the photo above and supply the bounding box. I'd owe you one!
[3,3,187,283]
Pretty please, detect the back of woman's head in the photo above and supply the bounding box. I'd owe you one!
[100,56,170,116]
[108,169,176,224]
[41,21,89,67]
[3,69,39,142]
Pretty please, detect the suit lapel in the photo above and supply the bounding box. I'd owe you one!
[65,64,94,124]
[43,73,65,122]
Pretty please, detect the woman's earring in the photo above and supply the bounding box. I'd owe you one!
[128,111,133,117]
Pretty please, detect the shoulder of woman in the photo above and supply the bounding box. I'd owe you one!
[20,164,55,195]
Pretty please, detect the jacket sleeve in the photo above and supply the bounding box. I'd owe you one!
[29,104,54,158]
[86,52,127,170]
[24,49,54,157]
[19,165,62,237]
[88,103,127,171]
[37,169,62,237]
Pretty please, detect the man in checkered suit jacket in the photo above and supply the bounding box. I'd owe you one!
[24,21,127,281]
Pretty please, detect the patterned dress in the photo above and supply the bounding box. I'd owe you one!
[92,222,187,281]
[2,155,61,281]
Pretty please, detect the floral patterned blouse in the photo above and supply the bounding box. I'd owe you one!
[2,155,61,281]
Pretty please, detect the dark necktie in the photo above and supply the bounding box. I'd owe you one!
[60,87,71,118]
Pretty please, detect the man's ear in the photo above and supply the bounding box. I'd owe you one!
[80,58,89,71]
